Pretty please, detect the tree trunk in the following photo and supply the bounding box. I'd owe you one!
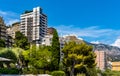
[6,63,10,68]
[70,61,75,76]
[0,63,4,68]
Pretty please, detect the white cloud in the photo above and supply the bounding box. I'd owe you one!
[52,25,120,44]
[91,41,101,44]
[0,10,19,25]
[54,25,120,38]
[0,10,7,15]
[7,19,19,25]
[112,37,120,48]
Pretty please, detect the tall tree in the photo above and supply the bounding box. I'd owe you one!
[51,29,60,70]
[15,31,29,50]
[0,39,5,47]
[62,41,96,76]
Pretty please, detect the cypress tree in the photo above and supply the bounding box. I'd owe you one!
[51,29,60,70]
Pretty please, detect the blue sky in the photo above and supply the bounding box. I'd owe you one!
[0,0,120,46]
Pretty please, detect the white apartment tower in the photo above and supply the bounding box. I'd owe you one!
[20,7,47,45]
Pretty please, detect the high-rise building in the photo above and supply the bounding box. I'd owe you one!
[0,16,12,47]
[0,17,6,40]
[20,7,47,45]
[95,51,107,70]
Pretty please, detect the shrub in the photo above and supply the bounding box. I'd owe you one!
[51,71,65,76]
[76,73,86,76]
[0,68,19,74]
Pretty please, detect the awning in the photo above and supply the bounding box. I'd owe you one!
[0,57,11,61]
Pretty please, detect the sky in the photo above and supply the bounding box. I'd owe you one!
[0,0,120,47]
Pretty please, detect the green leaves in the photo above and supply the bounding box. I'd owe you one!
[22,45,52,70]
[50,29,60,70]
[62,41,96,75]
[15,31,29,50]
[0,48,17,62]
[0,39,5,47]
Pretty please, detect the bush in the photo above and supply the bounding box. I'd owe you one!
[76,73,86,76]
[51,71,65,76]
[0,68,19,74]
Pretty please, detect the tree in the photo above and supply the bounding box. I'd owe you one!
[0,48,17,68]
[62,41,96,76]
[0,39,5,47]
[22,45,52,74]
[15,31,29,50]
[51,29,60,70]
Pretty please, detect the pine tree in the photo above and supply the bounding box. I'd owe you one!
[62,41,96,76]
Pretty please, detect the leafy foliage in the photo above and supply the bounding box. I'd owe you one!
[51,70,66,76]
[0,48,18,68]
[0,48,17,62]
[51,29,60,70]
[0,68,19,74]
[22,45,52,74]
[62,41,96,76]
[102,69,120,76]
[0,39,5,47]
[15,31,30,50]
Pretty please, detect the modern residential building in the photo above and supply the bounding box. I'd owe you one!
[20,7,47,45]
[95,51,107,70]
[0,16,12,47]
[0,16,6,41]
[111,62,120,71]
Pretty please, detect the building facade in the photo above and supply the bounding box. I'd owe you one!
[20,7,47,45]
[0,17,6,41]
[47,27,55,35]
[112,62,120,71]
[42,35,53,46]
[95,51,107,70]
[7,22,20,39]
[41,27,55,46]
[0,17,12,47]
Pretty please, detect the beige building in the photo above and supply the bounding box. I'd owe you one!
[112,62,120,71]
[0,17,12,47]
[41,27,55,46]
[7,22,20,39]
[20,7,47,45]
[95,51,107,70]
[0,16,6,40]
[42,35,53,46]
